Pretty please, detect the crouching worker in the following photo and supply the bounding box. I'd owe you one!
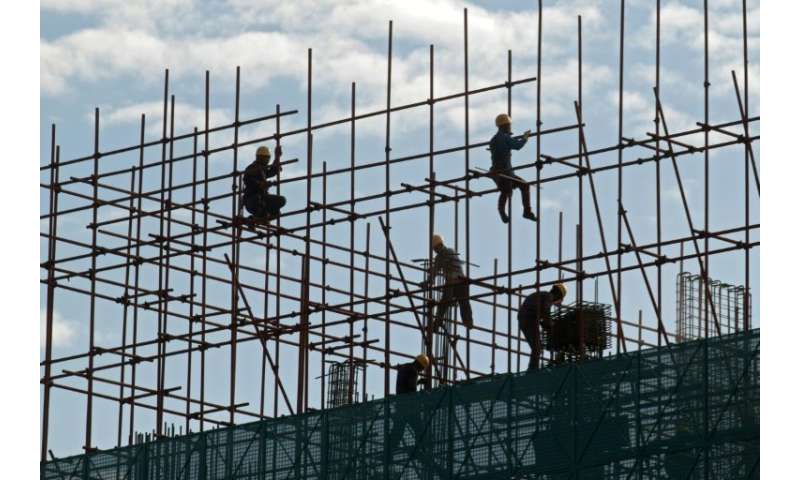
[242,145,286,222]
[518,283,566,371]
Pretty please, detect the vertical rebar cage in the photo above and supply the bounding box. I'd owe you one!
[677,272,751,342]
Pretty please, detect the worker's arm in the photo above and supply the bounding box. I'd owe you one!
[539,302,554,331]
[505,131,531,150]
[427,249,449,284]
[265,146,283,179]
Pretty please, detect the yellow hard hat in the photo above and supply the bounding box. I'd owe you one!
[415,354,430,369]
[431,234,444,249]
[495,113,512,127]
[553,283,567,300]
[256,146,271,158]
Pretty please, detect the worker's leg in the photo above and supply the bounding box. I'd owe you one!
[454,280,473,328]
[497,190,510,223]
[433,285,455,331]
[263,193,287,216]
[243,194,266,217]
[518,316,540,371]
[510,174,537,221]
[490,171,512,223]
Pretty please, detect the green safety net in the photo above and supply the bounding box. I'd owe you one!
[42,329,759,479]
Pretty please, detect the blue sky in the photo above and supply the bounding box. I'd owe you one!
[40,0,760,458]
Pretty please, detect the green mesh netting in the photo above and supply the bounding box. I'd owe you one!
[42,330,759,479]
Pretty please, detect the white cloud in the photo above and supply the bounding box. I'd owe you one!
[40,0,757,160]
[40,309,77,349]
[99,100,233,139]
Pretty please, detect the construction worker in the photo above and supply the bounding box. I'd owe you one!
[517,283,566,370]
[423,234,474,331]
[387,355,430,455]
[395,354,430,395]
[242,145,286,222]
[488,113,537,223]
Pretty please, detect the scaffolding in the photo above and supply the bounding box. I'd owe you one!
[40,0,759,472]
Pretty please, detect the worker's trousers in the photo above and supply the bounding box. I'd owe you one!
[518,315,542,371]
[243,191,286,218]
[434,279,473,329]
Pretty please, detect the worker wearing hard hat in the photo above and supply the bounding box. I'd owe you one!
[422,234,474,332]
[242,145,287,222]
[518,283,567,371]
[488,113,536,223]
[395,354,430,395]
[387,354,431,457]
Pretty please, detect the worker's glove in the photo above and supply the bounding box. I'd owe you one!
[523,129,532,139]
[275,145,283,157]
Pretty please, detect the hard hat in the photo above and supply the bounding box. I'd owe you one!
[256,146,271,158]
[431,234,444,249]
[495,113,512,127]
[552,283,567,300]
[415,354,430,369]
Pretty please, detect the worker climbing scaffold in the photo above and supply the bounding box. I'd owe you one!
[488,113,537,223]
[241,145,287,223]
[422,234,474,332]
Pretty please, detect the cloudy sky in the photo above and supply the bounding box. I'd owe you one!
[40,0,760,457]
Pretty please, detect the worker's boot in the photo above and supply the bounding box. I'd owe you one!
[522,209,537,222]
[499,209,510,224]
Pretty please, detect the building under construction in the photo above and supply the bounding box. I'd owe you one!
[40,2,759,478]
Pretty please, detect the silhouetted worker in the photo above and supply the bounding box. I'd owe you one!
[388,355,430,454]
[395,354,429,395]
[518,283,566,370]
[489,113,536,223]
[423,234,474,331]
[242,145,286,222]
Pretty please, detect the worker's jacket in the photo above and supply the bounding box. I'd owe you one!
[242,160,279,197]
[395,362,419,395]
[518,291,555,330]
[489,129,528,171]
[429,246,466,283]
